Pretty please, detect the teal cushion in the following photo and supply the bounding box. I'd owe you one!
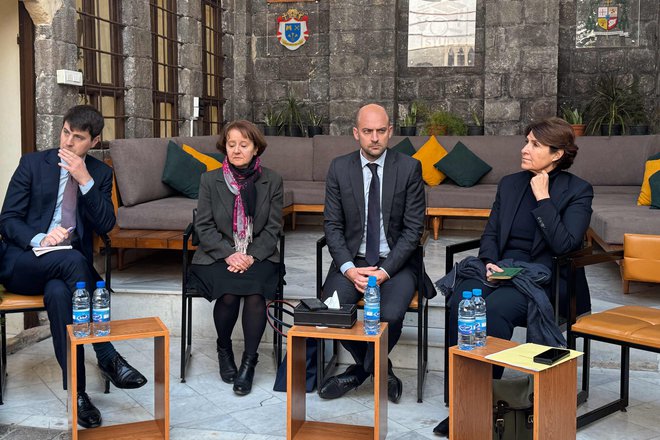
[161,140,207,198]
[391,137,416,156]
[434,141,492,187]
[650,171,660,209]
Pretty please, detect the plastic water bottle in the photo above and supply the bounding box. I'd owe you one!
[457,291,475,350]
[72,282,90,338]
[92,281,111,336]
[472,288,487,347]
[363,276,380,335]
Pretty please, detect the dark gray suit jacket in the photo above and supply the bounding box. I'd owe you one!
[324,149,426,277]
[192,166,283,265]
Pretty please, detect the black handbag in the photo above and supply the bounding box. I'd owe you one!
[492,376,534,440]
[267,300,317,393]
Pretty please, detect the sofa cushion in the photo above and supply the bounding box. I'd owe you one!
[435,141,492,187]
[426,183,498,209]
[260,136,314,181]
[391,137,416,156]
[109,137,177,207]
[312,136,358,182]
[412,136,448,186]
[590,193,660,245]
[117,196,198,230]
[283,181,326,205]
[637,153,660,205]
[650,171,660,209]
[161,141,207,199]
[173,135,222,155]
[182,144,224,170]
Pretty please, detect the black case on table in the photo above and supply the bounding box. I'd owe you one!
[293,303,357,328]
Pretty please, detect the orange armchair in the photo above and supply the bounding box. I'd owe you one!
[622,233,660,293]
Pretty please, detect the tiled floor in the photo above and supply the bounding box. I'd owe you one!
[1,226,659,439]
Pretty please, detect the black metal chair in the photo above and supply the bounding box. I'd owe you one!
[0,234,112,404]
[442,238,593,405]
[315,232,431,402]
[179,211,286,382]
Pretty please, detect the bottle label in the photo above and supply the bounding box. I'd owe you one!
[92,307,110,323]
[73,308,90,324]
[475,317,486,332]
[458,318,474,335]
[364,303,380,320]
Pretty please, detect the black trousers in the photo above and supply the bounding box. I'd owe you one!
[323,258,416,374]
[448,278,528,378]
[4,249,115,391]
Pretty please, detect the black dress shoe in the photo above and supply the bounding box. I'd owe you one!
[98,353,147,389]
[233,352,259,396]
[387,370,403,403]
[433,417,449,437]
[318,364,368,399]
[77,392,102,429]
[217,344,237,384]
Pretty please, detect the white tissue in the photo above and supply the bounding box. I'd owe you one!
[324,291,341,309]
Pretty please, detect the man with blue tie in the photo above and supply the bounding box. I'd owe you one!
[0,105,146,428]
[319,103,426,403]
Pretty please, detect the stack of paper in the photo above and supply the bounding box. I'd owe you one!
[32,245,72,257]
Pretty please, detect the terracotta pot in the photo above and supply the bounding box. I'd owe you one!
[571,124,586,137]
[426,124,447,136]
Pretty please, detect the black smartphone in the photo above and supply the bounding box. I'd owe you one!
[300,297,328,311]
[533,348,570,365]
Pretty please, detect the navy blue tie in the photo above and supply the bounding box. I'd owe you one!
[365,163,380,266]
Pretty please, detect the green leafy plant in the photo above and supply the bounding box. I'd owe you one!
[468,103,482,126]
[399,102,419,127]
[560,106,584,125]
[422,110,467,136]
[263,106,283,127]
[307,108,324,127]
[587,74,636,135]
[280,92,305,131]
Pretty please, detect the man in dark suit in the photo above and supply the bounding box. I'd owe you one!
[319,103,426,403]
[0,105,147,428]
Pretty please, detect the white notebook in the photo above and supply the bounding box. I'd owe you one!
[32,245,72,257]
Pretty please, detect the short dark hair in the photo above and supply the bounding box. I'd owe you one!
[217,120,268,156]
[63,105,105,139]
[525,117,578,171]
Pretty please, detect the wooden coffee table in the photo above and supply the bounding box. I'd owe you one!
[287,322,388,440]
[66,317,169,440]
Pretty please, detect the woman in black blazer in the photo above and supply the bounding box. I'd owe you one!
[189,120,283,395]
[434,117,593,436]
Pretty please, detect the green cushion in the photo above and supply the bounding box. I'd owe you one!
[391,137,416,156]
[161,140,207,199]
[434,141,492,187]
[650,171,660,209]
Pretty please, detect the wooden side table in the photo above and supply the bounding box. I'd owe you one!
[449,337,577,440]
[287,322,388,440]
[67,317,170,440]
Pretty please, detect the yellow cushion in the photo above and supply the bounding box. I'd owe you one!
[182,144,223,171]
[637,153,660,205]
[412,136,448,186]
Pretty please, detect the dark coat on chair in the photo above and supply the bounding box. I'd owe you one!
[478,170,594,315]
[192,166,283,265]
[0,148,115,283]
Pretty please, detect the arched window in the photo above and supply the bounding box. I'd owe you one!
[457,48,465,66]
[468,47,475,66]
[447,48,454,66]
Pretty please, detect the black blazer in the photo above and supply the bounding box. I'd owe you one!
[478,170,594,315]
[0,149,115,282]
[324,149,426,277]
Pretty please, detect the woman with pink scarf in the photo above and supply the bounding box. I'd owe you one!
[189,120,283,395]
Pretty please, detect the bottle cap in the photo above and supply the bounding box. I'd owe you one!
[473,288,482,297]
[367,276,377,287]
[96,281,106,288]
[462,291,472,299]
[76,281,86,289]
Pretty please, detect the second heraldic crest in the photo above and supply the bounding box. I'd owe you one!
[277,9,309,51]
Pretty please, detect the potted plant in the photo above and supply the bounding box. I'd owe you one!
[422,110,467,136]
[466,105,484,136]
[281,93,305,137]
[306,108,324,137]
[399,102,419,136]
[626,81,650,135]
[263,106,283,136]
[560,106,586,137]
[586,74,634,136]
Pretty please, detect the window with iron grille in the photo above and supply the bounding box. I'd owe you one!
[202,0,224,135]
[76,0,125,142]
[151,0,179,137]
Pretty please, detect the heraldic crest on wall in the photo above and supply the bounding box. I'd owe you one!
[277,9,309,50]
